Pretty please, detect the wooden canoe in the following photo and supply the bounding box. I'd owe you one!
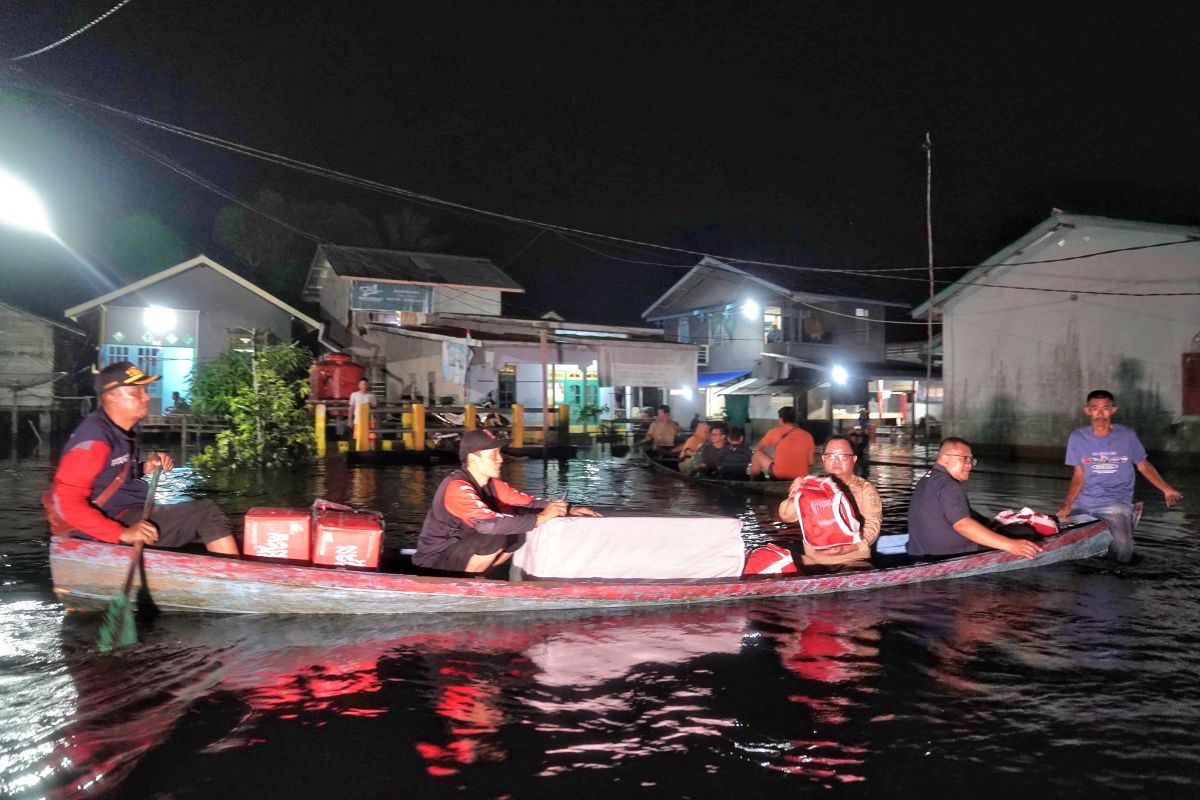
[640,450,793,496]
[49,511,1125,615]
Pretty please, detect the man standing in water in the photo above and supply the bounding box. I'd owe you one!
[43,362,239,553]
[415,430,601,573]
[1055,390,1182,563]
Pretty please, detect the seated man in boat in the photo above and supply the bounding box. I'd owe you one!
[674,421,710,474]
[42,362,239,554]
[1055,389,1182,563]
[414,430,601,573]
[750,406,815,480]
[777,434,881,571]
[906,437,1041,562]
[642,404,681,455]
[693,422,752,479]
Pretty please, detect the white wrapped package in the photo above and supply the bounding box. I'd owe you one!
[511,515,745,580]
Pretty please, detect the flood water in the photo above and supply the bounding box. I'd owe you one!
[2,444,1199,798]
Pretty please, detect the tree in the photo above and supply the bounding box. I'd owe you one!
[381,206,451,251]
[190,343,315,469]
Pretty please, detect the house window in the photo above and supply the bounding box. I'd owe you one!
[855,308,871,344]
[1184,353,1200,415]
[497,366,516,407]
[678,317,690,344]
[764,306,782,343]
[228,328,272,357]
[708,309,732,346]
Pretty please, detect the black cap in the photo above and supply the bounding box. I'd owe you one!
[459,429,508,460]
[95,361,160,395]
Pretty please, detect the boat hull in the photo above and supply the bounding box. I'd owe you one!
[49,514,1118,615]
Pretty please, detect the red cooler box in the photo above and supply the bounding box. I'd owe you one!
[313,510,383,569]
[243,507,312,561]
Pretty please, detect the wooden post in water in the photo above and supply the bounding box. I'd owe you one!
[354,402,370,451]
[315,403,327,457]
[512,403,525,449]
[9,388,17,461]
[539,328,549,460]
[401,406,413,449]
[558,404,570,447]
[464,404,477,431]
[412,403,426,450]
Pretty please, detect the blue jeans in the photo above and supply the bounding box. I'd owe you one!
[1075,501,1135,562]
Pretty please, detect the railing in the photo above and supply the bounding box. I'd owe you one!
[311,402,574,456]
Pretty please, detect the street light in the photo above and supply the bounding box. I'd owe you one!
[0,167,56,240]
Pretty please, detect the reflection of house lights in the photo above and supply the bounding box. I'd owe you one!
[143,306,176,334]
[831,365,849,385]
[741,299,760,320]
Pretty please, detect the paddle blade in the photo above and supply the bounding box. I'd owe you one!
[97,595,137,653]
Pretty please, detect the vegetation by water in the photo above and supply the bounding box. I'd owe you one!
[190,343,315,469]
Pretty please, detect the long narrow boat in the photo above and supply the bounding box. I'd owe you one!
[640,450,793,496]
[49,510,1128,615]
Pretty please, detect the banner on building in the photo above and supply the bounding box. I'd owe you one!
[598,345,696,388]
[442,341,470,384]
[349,281,433,312]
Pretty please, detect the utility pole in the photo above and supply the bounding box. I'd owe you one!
[923,132,935,463]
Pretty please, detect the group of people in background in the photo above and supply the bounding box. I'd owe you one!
[643,404,816,482]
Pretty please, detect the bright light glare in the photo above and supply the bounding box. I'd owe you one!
[0,168,55,238]
[831,365,849,385]
[670,386,695,400]
[741,299,760,320]
[143,306,177,334]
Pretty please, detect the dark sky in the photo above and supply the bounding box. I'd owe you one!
[2,1,1198,328]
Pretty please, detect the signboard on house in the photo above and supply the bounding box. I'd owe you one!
[349,281,433,313]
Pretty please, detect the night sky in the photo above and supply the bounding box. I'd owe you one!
[2,1,1198,329]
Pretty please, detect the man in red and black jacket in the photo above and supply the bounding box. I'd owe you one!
[414,429,601,573]
[43,361,239,554]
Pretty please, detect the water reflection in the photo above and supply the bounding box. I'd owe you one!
[2,448,1199,797]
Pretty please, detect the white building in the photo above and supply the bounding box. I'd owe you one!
[913,212,1200,457]
[305,245,697,422]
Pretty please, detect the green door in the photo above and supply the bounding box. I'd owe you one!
[724,395,749,426]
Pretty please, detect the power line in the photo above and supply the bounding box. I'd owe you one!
[5,0,140,62]
[10,83,1200,300]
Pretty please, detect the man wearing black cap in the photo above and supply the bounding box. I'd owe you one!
[43,361,239,554]
[414,429,601,573]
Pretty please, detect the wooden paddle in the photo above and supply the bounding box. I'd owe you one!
[97,466,161,653]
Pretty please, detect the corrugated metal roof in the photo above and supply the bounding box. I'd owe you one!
[317,245,524,291]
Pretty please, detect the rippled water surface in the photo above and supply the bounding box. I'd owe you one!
[2,445,1198,798]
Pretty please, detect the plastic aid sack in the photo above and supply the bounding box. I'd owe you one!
[792,476,862,550]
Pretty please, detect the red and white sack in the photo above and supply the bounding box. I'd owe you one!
[994,507,1058,536]
[743,543,798,575]
[791,475,862,550]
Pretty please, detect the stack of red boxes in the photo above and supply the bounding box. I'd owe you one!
[243,507,312,562]
[312,508,383,570]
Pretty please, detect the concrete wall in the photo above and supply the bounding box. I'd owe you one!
[432,286,502,316]
[942,221,1200,455]
[0,308,56,409]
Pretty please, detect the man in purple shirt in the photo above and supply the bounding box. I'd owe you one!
[1056,390,1183,563]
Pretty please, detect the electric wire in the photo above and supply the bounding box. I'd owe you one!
[5,0,140,62]
[22,83,1200,291]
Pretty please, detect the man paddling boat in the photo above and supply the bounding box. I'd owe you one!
[414,430,601,573]
[43,361,238,554]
